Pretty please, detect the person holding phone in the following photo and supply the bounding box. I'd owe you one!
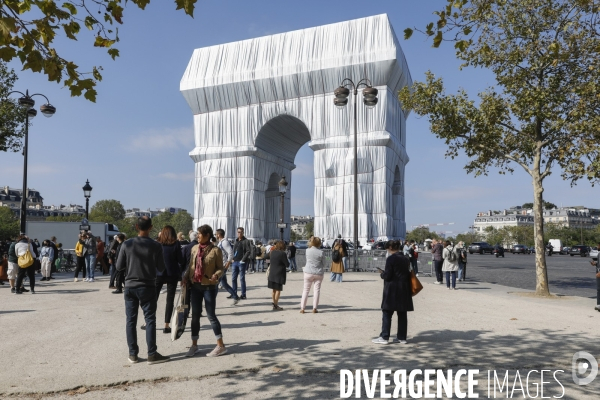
[372,240,414,344]
[183,224,228,358]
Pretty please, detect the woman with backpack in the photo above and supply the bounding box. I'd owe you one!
[14,235,36,294]
[330,239,345,283]
[442,240,459,290]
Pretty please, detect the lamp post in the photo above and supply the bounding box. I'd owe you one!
[83,180,93,219]
[334,78,378,270]
[278,176,288,241]
[5,90,57,234]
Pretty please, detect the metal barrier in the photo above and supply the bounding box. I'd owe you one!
[415,251,433,277]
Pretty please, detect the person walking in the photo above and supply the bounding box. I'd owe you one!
[116,216,170,365]
[431,239,444,284]
[442,240,459,290]
[82,232,97,282]
[177,232,190,246]
[287,242,297,272]
[372,240,414,344]
[15,235,36,295]
[182,231,198,270]
[48,236,59,280]
[231,227,251,300]
[39,240,54,281]
[457,241,467,281]
[255,241,265,272]
[184,224,228,357]
[110,234,126,293]
[411,241,419,276]
[7,239,19,293]
[143,225,184,333]
[215,229,240,305]
[267,240,289,310]
[300,236,324,313]
[334,235,349,272]
[330,238,345,283]
[73,234,86,282]
[96,237,109,275]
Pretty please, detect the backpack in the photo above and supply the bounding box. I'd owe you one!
[446,246,457,262]
[255,246,262,257]
[18,247,34,268]
[332,244,342,263]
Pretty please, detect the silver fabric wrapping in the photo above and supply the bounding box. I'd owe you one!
[180,14,411,242]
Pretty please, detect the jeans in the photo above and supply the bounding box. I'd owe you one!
[219,271,239,300]
[342,256,349,272]
[256,259,264,272]
[446,271,457,288]
[74,256,86,279]
[190,284,222,340]
[109,264,117,287]
[380,310,408,340]
[288,257,297,271]
[300,273,323,310]
[155,275,178,324]
[434,260,443,283]
[84,254,97,280]
[231,261,246,296]
[411,258,419,275]
[124,286,157,356]
[247,259,255,272]
[330,272,343,283]
[16,265,35,291]
[458,262,465,280]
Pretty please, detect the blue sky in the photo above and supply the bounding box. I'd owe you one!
[2,0,597,235]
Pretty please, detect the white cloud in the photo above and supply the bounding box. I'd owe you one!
[126,127,194,152]
[158,172,195,181]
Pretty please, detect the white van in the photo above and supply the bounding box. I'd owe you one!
[548,239,563,254]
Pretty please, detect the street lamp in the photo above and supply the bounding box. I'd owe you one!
[83,179,93,219]
[5,90,57,234]
[334,78,379,270]
[278,176,288,241]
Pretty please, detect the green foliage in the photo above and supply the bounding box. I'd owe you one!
[304,220,314,239]
[0,61,26,152]
[115,216,137,240]
[401,0,600,295]
[522,201,556,210]
[89,200,125,224]
[149,210,193,239]
[290,230,300,242]
[0,1,197,102]
[0,206,19,240]
[406,227,441,244]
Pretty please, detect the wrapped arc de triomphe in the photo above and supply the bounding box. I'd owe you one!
[180,14,412,243]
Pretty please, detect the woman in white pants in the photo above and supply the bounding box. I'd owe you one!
[300,236,325,313]
[40,240,54,281]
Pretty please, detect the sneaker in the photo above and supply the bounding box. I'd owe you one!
[74,278,78,282]
[206,346,227,357]
[226,295,233,299]
[434,281,441,285]
[88,278,95,282]
[31,290,35,294]
[447,287,451,290]
[372,337,389,344]
[20,288,29,292]
[147,352,170,365]
[140,325,146,330]
[233,298,240,306]
[40,277,47,281]
[240,295,246,300]
[83,278,89,282]
[595,305,600,312]
[15,290,22,295]
[128,355,138,364]
[11,287,16,293]
[185,345,199,357]
[112,290,123,294]
[453,287,458,290]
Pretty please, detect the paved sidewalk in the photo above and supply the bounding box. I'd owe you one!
[1,271,599,398]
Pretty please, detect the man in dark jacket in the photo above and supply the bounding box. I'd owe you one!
[431,239,444,284]
[231,227,251,299]
[116,217,169,365]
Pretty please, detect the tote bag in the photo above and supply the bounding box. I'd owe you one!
[410,270,423,297]
[170,284,189,341]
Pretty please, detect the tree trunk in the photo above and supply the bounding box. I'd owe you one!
[532,171,550,296]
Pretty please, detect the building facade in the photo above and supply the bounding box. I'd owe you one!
[290,215,313,238]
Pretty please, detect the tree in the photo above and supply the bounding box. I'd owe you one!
[170,210,193,237]
[0,61,26,152]
[290,230,300,242]
[406,227,440,244]
[0,1,198,102]
[46,214,84,222]
[304,220,314,239]
[89,199,125,224]
[522,201,556,209]
[115,216,137,239]
[400,0,600,296]
[0,206,19,239]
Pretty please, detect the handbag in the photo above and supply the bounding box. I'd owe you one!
[170,284,189,341]
[410,270,423,297]
[18,248,34,268]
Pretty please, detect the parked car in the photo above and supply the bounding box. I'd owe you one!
[529,246,536,253]
[492,245,505,257]
[569,245,591,257]
[562,246,571,254]
[511,244,530,254]
[590,247,598,259]
[295,240,309,249]
[468,242,494,254]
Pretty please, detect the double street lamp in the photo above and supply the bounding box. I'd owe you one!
[278,176,288,241]
[83,180,93,219]
[6,90,57,234]
[334,78,379,269]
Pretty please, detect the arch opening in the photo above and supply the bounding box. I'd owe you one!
[255,115,311,163]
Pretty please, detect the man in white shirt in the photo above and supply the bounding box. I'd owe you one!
[215,229,239,305]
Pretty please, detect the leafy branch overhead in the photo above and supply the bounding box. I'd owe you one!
[0,0,198,102]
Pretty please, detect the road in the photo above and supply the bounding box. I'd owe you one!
[462,252,597,298]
